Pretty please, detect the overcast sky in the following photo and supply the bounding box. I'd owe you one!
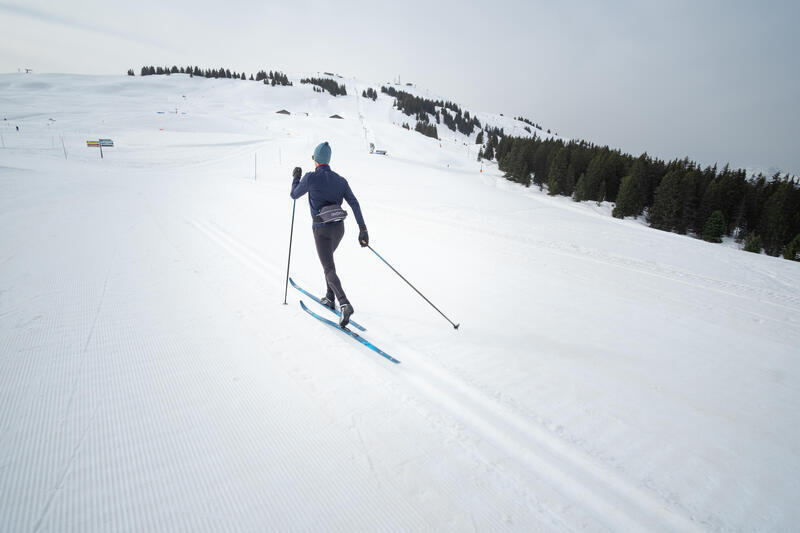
[2,0,798,175]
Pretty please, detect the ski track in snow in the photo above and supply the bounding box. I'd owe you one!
[377,202,800,314]
[1,73,798,532]
[186,209,700,531]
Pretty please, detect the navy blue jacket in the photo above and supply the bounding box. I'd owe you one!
[290,164,366,229]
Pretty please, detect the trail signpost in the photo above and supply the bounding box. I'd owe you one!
[86,138,114,158]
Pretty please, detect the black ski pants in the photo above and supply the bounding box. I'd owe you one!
[313,222,348,305]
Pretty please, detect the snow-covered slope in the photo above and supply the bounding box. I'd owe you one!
[1,73,798,532]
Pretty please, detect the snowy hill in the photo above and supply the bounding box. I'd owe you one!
[1,72,799,532]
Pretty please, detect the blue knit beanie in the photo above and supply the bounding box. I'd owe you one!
[313,141,331,164]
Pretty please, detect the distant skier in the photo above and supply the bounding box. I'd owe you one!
[290,141,369,327]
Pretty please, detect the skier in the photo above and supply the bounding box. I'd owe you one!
[290,141,368,327]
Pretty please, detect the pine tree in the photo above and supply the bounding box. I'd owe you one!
[784,233,800,260]
[562,161,579,197]
[612,156,649,218]
[697,175,722,232]
[530,142,554,187]
[565,142,593,191]
[572,174,587,201]
[494,136,513,164]
[648,170,683,231]
[497,141,518,177]
[676,170,700,234]
[515,143,536,187]
[546,146,570,196]
[702,210,726,243]
[744,233,763,253]
[501,140,533,187]
[574,151,608,202]
[603,151,625,202]
[760,180,792,255]
[484,143,494,161]
[613,175,638,218]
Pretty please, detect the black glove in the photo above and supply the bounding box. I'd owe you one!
[292,166,302,179]
[358,227,369,247]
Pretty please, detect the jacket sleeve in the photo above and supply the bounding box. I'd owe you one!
[290,173,311,199]
[343,182,366,229]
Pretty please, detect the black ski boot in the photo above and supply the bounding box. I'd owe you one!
[319,296,335,310]
[339,303,353,328]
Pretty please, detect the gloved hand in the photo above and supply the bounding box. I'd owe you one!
[358,227,369,247]
[292,167,302,179]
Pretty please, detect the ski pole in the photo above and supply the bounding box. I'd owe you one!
[367,245,459,329]
[283,199,296,305]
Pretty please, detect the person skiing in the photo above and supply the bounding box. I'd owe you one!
[290,141,368,327]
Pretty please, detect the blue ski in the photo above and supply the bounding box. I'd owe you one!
[289,277,366,331]
[299,300,400,364]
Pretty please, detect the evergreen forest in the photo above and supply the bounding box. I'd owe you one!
[483,134,799,258]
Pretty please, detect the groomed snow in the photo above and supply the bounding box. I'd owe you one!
[1,73,798,532]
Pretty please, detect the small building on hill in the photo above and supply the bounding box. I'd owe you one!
[276,109,291,115]
[329,114,343,120]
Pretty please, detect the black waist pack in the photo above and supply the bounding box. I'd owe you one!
[314,204,348,224]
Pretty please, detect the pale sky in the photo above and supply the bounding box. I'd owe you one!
[2,0,798,175]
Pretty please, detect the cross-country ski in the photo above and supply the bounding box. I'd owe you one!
[289,277,366,331]
[299,300,400,364]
